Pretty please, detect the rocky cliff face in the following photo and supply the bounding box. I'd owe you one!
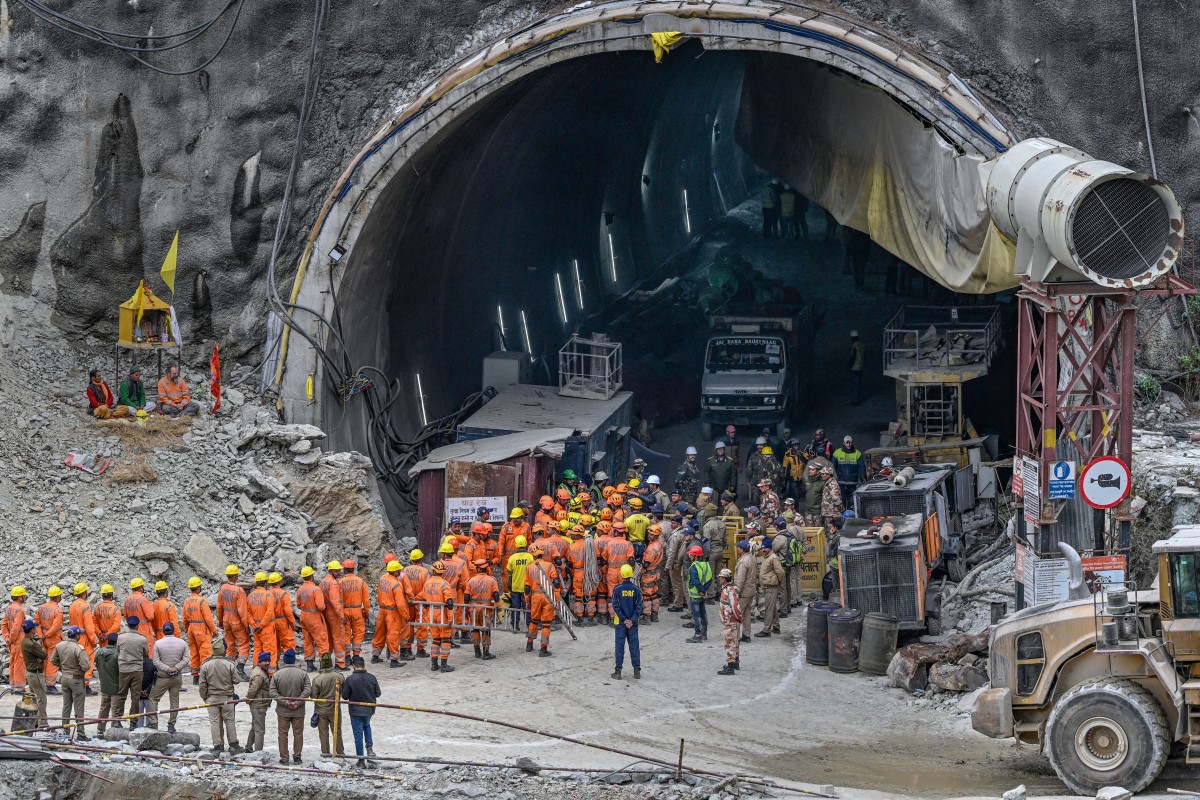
[0,0,1194,366]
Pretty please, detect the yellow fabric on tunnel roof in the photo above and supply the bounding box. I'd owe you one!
[650,32,683,63]
[737,55,1018,294]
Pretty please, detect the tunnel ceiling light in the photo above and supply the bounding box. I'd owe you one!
[328,243,347,263]
[572,258,584,310]
[683,189,692,235]
[415,372,428,427]
[497,305,507,351]
[607,232,618,283]
[520,309,533,355]
[554,273,569,324]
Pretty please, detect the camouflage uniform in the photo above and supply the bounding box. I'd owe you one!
[718,582,742,663]
[759,490,781,520]
[820,469,844,521]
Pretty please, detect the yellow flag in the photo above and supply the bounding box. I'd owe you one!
[651,31,683,63]
[160,230,179,294]
[127,279,147,329]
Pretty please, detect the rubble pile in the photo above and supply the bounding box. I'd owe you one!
[886,629,991,715]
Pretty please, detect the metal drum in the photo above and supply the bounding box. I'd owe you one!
[805,601,841,665]
[827,607,864,674]
[859,612,899,676]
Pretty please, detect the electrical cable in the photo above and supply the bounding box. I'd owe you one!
[1130,0,1158,179]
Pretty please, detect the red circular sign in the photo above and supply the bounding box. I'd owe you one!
[1079,456,1131,509]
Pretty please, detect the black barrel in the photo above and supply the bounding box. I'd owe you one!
[805,601,840,665]
[828,608,864,674]
[859,612,899,675]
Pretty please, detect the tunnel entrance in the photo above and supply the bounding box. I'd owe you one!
[277,6,1019,516]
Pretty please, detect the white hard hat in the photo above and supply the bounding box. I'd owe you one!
[755,437,767,445]
[850,329,859,337]
[647,475,660,485]
[685,446,697,456]
[881,456,893,468]
[714,441,725,450]
[701,486,713,495]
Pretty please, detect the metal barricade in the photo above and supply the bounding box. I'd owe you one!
[410,600,507,632]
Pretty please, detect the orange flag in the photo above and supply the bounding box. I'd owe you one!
[210,344,222,414]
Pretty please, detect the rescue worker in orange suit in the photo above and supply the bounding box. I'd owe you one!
[320,562,348,669]
[92,585,122,643]
[466,559,500,661]
[3,586,27,689]
[594,521,615,619]
[400,550,430,660]
[438,541,469,646]
[216,564,250,674]
[497,509,530,587]
[37,586,64,689]
[541,521,571,567]
[182,576,217,685]
[567,525,598,625]
[421,561,456,673]
[370,560,408,668]
[601,524,635,626]
[463,524,497,577]
[640,524,665,623]
[534,496,556,528]
[295,566,329,671]
[553,487,572,514]
[123,578,156,657]
[524,546,560,657]
[151,581,179,641]
[247,572,278,671]
[338,559,369,662]
[267,572,296,656]
[68,583,99,687]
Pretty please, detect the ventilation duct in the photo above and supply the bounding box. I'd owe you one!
[985,138,1183,288]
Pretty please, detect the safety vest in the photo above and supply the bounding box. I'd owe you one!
[506,552,535,592]
[158,375,192,405]
[688,561,713,598]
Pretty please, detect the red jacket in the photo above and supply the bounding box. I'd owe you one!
[87,382,116,410]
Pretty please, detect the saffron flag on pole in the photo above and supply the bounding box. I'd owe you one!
[160,230,179,294]
[210,344,222,415]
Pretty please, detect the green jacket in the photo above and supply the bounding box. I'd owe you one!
[117,378,148,408]
[94,645,121,695]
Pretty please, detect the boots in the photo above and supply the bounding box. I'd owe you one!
[526,641,534,652]
[481,647,496,661]
[686,635,703,643]
[474,644,482,659]
[415,649,428,659]
[632,668,641,679]
[610,669,622,679]
[718,664,736,675]
[733,657,740,670]
[192,675,200,686]
[389,659,404,668]
[538,647,551,658]
[306,659,317,672]
[167,723,176,734]
[448,639,461,649]
[370,655,383,664]
[400,648,415,661]
[649,612,659,623]
[367,747,377,758]
[439,659,454,673]
[431,656,440,671]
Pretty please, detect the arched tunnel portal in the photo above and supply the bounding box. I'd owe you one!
[276,3,1020,516]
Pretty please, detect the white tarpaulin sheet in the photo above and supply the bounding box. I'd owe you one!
[407,428,572,477]
[737,56,1017,294]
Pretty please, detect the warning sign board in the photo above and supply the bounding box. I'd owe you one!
[1079,456,1131,509]
[1048,460,1077,500]
[1018,545,1128,604]
[1022,457,1040,524]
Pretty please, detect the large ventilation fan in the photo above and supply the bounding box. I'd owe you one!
[985,138,1183,288]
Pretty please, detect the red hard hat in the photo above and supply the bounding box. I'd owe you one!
[540,495,554,510]
[384,552,397,565]
[341,558,356,570]
[688,545,704,557]
[471,522,490,535]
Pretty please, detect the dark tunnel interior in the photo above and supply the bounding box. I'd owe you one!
[328,44,1018,513]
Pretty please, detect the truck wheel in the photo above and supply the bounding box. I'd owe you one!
[946,555,967,582]
[701,423,714,441]
[1045,677,1169,796]
[925,614,943,636]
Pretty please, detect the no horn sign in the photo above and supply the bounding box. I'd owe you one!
[1079,456,1131,509]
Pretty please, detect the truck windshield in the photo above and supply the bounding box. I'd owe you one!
[706,337,785,371]
[1171,553,1200,617]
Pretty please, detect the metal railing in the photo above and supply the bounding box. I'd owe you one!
[883,305,1001,373]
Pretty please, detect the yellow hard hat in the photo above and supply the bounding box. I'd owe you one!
[438,541,455,554]
[10,586,25,598]
[254,572,269,582]
[580,514,595,527]
[187,577,203,589]
[629,478,641,489]
[514,535,527,548]
[559,520,572,533]
[628,496,644,509]
[509,508,524,519]
[762,446,774,456]
[620,564,634,579]
[327,560,342,571]
[386,560,402,572]
[225,564,240,576]
[568,496,582,510]
[135,408,150,422]
[268,572,283,585]
[300,566,315,578]
[410,549,424,561]
[73,583,89,596]
[153,581,168,592]
[129,577,145,590]
[47,585,63,598]
[100,584,115,595]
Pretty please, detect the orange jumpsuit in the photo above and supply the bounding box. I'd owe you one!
[370,572,406,660]
[466,572,499,652]
[92,599,122,641]
[567,537,596,619]
[216,581,251,666]
[524,558,560,650]
[420,575,455,662]
[36,601,63,683]
[295,581,328,660]
[319,574,346,668]
[269,585,297,652]
[604,537,635,594]
[497,520,530,583]
[641,537,665,618]
[182,593,217,677]
[123,591,156,657]
[247,587,278,669]
[401,564,430,654]
[339,572,369,659]
[3,601,26,688]
[152,596,179,640]
[68,598,98,679]
[442,555,469,632]
[594,533,614,615]
[462,538,497,575]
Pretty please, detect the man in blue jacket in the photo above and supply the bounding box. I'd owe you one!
[610,565,643,680]
[685,546,712,643]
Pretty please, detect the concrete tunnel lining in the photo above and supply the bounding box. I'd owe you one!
[273,1,1019,514]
